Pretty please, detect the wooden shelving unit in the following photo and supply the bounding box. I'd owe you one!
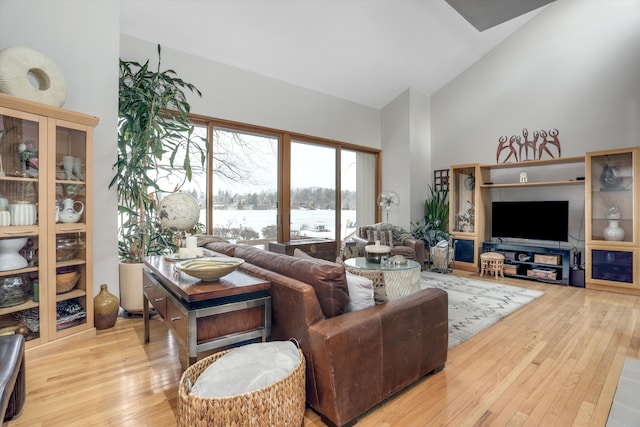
[449,164,482,272]
[0,93,98,352]
[585,147,639,295]
[450,155,585,273]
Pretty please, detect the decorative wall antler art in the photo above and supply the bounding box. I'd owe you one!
[496,128,562,163]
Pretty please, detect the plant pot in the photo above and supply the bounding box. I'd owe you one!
[119,262,146,314]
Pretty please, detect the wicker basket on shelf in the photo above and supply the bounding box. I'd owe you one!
[56,271,79,294]
[177,347,306,427]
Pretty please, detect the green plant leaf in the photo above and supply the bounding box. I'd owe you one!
[112,44,206,263]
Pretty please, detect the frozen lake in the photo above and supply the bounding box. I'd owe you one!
[209,208,357,239]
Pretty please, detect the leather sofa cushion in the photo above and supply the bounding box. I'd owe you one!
[206,242,349,318]
[293,249,373,312]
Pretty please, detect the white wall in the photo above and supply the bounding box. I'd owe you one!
[0,0,120,297]
[381,90,411,226]
[430,0,640,251]
[409,90,431,225]
[120,36,381,149]
[381,88,431,228]
[431,0,640,169]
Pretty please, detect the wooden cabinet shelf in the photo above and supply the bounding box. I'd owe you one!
[480,180,583,188]
[585,148,639,294]
[56,288,86,303]
[0,93,98,352]
[0,267,38,278]
[481,155,585,169]
[0,298,39,316]
[450,156,585,273]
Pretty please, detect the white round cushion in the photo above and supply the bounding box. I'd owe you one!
[0,46,67,107]
[191,341,300,398]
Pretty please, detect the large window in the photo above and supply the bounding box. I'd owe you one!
[164,117,380,248]
[346,149,377,239]
[211,128,279,245]
[290,141,336,240]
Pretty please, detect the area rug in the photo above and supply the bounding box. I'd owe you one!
[420,271,545,349]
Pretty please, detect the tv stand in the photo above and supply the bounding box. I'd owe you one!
[482,242,572,286]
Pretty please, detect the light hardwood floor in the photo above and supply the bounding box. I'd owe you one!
[6,271,638,427]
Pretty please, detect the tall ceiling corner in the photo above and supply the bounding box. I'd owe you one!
[444,0,555,31]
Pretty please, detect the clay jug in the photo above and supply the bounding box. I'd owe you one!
[94,284,119,330]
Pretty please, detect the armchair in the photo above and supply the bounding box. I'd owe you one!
[353,223,425,269]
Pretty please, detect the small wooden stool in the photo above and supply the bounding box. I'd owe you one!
[480,252,505,279]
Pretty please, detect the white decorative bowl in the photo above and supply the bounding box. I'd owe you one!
[176,257,244,281]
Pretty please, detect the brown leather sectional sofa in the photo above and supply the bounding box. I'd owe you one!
[205,242,448,427]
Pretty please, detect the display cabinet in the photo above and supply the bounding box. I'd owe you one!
[0,93,98,351]
[585,147,639,294]
[450,156,584,273]
[449,164,482,271]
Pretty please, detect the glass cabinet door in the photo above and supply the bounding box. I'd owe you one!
[586,148,639,290]
[50,121,90,337]
[450,166,477,234]
[587,150,636,244]
[0,108,46,345]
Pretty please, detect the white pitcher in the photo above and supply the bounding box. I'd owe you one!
[63,198,84,216]
[10,201,37,226]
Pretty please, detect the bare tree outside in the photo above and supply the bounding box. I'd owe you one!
[155,124,370,246]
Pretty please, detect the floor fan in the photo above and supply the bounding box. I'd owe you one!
[377,190,400,223]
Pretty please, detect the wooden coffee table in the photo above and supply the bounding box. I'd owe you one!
[142,255,271,368]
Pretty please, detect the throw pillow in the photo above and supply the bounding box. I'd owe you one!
[190,341,300,398]
[345,271,374,312]
[366,229,394,248]
[344,267,387,304]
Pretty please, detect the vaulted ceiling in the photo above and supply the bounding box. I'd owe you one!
[120,0,552,109]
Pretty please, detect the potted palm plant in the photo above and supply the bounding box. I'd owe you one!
[411,185,450,268]
[110,45,207,313]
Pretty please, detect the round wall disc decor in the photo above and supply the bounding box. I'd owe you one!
[0,46,67,107]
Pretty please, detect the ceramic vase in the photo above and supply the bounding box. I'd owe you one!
[603,220,625,241]
[94,284,119,330]
[9,201,36,226]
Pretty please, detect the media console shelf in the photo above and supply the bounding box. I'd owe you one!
[482,242,572,286]
[450,156,585,273]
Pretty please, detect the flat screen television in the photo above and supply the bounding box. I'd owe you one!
[491,201,569,242]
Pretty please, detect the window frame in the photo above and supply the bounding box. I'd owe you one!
[188,113,382,245]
